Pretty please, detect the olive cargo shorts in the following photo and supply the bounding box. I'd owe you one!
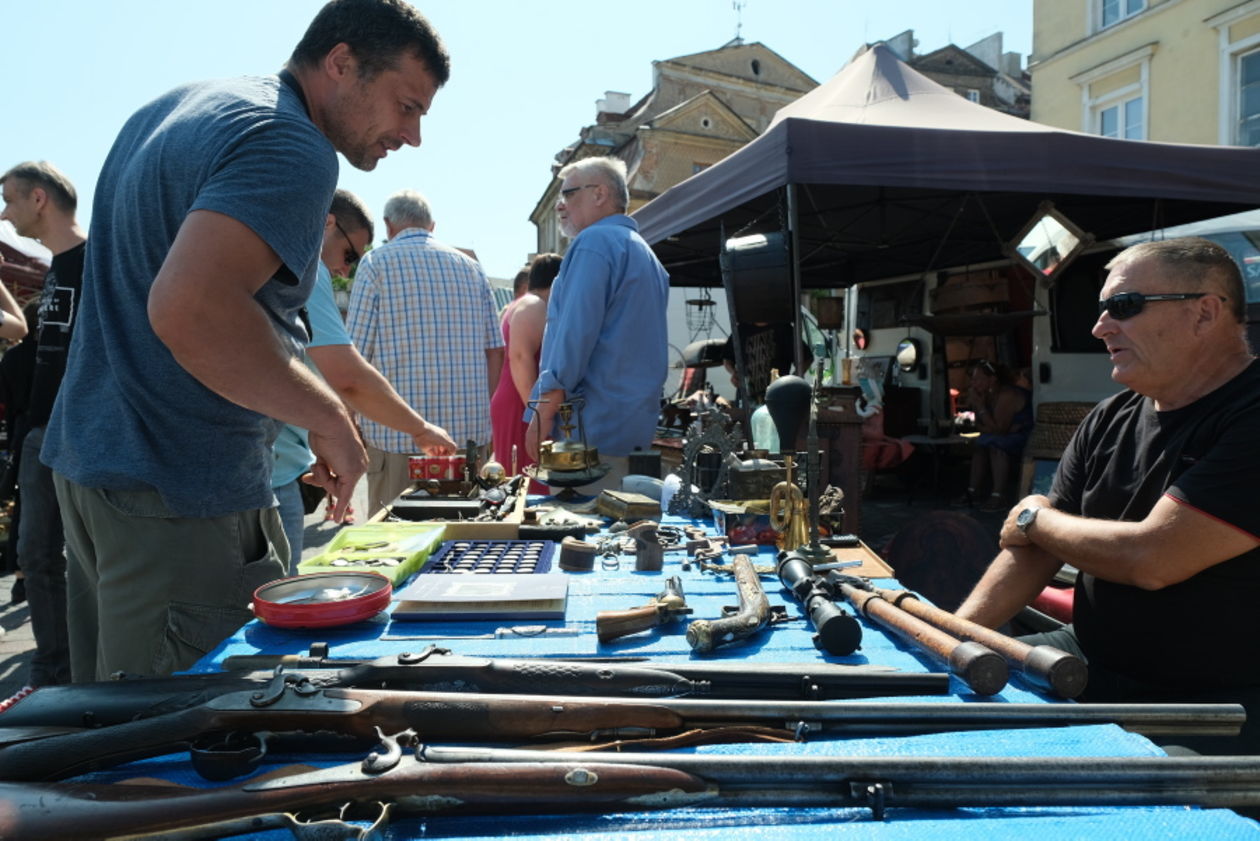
[53,474,287,682]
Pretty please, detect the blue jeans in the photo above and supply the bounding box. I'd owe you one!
[274,479,305,573]
[17,426,71,685]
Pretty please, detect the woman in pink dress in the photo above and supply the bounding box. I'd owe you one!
[490,254,561,489]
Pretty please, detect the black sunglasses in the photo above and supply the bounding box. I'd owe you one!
[335,219,362,267]
[1097,291,1210,320]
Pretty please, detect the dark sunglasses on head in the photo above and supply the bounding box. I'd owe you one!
[1097,291,1212,321]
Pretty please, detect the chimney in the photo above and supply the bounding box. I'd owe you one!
[596,90,631,120]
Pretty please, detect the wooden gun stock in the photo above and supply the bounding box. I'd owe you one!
[875,587,1087,699]
[0,759,713,840]
[835,581,1009,696]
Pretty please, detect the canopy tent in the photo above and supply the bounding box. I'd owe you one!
[633,43,1260,289]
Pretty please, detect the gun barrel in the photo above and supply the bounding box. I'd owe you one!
[875,588,1087,699]
[423,745,1260,810]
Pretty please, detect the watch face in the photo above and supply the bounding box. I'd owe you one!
[1017,507,1037,531]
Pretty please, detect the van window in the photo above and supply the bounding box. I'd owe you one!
[1203,231,1260,305]
[856,279,923,331]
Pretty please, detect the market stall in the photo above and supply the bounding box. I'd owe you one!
[2,488,1257,839]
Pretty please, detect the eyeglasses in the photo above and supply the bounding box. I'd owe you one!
[334,220,362,267]
[558,184,598,202]
[1097,291,1217,320]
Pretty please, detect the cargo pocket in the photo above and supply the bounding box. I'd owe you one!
[154,600,255,676]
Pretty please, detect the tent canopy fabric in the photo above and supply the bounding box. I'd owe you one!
[634,44,1260,288]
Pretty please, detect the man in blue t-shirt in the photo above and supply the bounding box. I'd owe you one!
[41,0,451,681]
[272,189,454,565]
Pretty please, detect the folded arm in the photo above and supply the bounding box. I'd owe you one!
[1000,492,1259,591]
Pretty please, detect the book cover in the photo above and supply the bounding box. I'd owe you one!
[392,573,568,621]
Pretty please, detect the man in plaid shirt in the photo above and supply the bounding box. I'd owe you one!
[347,189,503,513]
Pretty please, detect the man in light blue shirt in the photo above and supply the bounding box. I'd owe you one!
[527,157,669,492]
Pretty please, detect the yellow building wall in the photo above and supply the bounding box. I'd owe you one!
[1031,0,1259,144]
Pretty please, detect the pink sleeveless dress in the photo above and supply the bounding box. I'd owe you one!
[489,303,546,492]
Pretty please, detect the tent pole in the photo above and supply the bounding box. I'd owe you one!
[786,183,805,376]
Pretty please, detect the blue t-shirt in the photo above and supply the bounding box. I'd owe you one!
[42,75,338,517]
[272,263,351,489]
[533,215,670,456]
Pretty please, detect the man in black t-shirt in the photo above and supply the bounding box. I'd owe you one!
[957,237,1260,753]
[0,161,86,687]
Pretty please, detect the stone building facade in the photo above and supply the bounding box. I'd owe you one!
[530,41,817,254]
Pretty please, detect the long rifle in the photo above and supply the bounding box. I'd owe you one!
[0,681,1242,781]
[0,652,950,732]
[5,738,1260,839]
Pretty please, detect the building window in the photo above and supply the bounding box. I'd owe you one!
[1072,44,1152,141]
[1240,49,1260,146]
[1100,0,1144,29]
[1097,95,1143,139]
[964,89,981,103]
[1211,4,1260,145]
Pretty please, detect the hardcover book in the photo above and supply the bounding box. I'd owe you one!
[392,573,568,621]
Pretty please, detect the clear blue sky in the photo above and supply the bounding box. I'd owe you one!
[2,0,1031,281]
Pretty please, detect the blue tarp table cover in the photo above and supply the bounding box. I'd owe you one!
[81,509,1260,839]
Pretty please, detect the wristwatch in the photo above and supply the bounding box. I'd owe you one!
[1015,505,1043,536]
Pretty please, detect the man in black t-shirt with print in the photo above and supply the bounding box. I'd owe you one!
[957,237,1260,754]
[0,161,86,687]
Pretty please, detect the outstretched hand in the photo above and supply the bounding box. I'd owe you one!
[413,421,456,456]
[305,425,368,523]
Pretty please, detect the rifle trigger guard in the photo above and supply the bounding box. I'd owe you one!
[850,780,892,821]
[189,731,268,781]
[284,801,391,841]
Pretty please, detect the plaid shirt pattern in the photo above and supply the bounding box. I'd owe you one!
[346,228,503,452]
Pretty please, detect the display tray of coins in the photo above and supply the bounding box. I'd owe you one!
[418,539,555,575]
[298,523,446,585]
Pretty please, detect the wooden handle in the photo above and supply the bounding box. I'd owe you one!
[596,605,663,643]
